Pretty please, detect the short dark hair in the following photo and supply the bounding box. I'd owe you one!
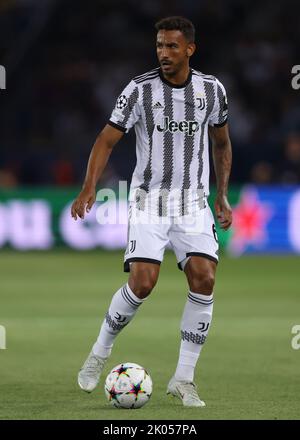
[155,16,195,43]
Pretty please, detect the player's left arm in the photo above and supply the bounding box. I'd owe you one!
[209,123,232,230]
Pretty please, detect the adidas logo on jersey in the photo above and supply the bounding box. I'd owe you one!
[153,101,164,109]
[157,116,200,136]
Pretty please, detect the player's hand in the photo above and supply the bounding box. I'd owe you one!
[71,186,96,220]
[214,194,232,231]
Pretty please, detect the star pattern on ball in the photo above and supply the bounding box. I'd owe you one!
[113,365,130,377]
[126,380,147,398]
[108,385,121,402]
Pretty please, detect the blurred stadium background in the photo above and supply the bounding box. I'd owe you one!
[0,0,299,420]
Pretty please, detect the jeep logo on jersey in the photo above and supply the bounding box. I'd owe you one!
[157,116,199,136]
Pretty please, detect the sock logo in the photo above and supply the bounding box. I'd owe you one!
[105,312,128,331]
[114,312,126,323]
[197,322,210,332]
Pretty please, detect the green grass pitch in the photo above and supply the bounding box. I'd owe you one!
[0,250,299,420]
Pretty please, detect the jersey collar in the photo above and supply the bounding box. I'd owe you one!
[159,68,192,89]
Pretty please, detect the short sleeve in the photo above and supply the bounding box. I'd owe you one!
[108,80,140,133]
[209,79,228,127]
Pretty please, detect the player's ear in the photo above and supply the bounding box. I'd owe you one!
[186,43,196,58]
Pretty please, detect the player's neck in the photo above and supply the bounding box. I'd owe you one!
[159,65,192,88]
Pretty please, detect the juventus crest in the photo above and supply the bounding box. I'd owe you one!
[129,240,136,253]
[196,97,205,110]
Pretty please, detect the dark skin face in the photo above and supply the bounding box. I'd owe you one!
[156,29,196,85]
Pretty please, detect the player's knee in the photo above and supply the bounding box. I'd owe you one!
[189,271,215,294]
[128,262,160,299]
[129,271,158,299]
[130,280,155,298]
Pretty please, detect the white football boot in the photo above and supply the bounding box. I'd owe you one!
[78,351,107,393]
[166,376,206,407]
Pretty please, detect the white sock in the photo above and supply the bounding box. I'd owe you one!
[175,291,214,382]
[92,283,146,358]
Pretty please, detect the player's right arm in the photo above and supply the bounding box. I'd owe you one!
[71,124,124,220]
[71,79,140,220]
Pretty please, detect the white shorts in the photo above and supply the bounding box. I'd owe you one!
[124,202,219,272]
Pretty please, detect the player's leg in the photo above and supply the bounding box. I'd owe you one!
[167,204,218,406]
[93,204,168,359]
[93,261,160,358]
[78,262,160,392]
[167,257,216,407]
[174,256,216,382]
[78,204,169,392]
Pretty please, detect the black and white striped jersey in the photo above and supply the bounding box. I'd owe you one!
[108,67,228,216]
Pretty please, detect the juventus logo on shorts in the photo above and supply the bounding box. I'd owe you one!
[196,97,205,110]
[212,224,218,243]
[129,240,136,253]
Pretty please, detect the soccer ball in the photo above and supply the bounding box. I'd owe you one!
[104,362,152,409]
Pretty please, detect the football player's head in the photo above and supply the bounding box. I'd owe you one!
[155,16,196,77]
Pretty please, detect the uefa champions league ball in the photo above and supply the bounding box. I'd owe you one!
[104,362,153,409]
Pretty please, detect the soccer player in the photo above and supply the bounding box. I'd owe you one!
[71,16,232,407]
